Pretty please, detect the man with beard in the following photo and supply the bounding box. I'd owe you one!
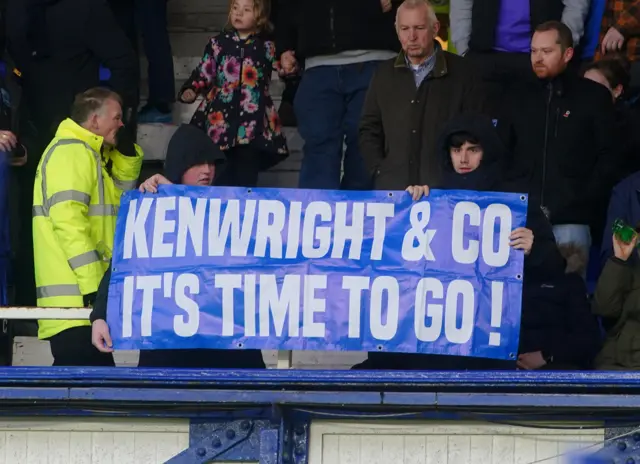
[500,21,623,277]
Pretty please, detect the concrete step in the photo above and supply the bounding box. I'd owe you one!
[137,125,302,163]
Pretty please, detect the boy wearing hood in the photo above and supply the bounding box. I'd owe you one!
[90,124,266,369]
[354,113,601,370]
[417,113,567,283]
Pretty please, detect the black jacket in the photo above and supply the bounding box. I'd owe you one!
[616,96,640,176]
[435,113,567,283]
[519,273,602,369]
[470,0,563,52]
[5,0,138,141]
[275,0,399,59]
[500,72,623,226]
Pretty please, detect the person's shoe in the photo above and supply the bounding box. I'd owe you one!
[278,101,297,127]
[138,103,173,124]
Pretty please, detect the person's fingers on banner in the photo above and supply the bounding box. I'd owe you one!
[518,351,546,370]
[509,227,533,255]
[405,185,430,201]
[139,174,172,193]
[92,320,114,353]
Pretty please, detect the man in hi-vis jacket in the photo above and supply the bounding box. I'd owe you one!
[32,87,142,366]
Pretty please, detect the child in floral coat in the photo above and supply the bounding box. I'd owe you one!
[178,0,289,187]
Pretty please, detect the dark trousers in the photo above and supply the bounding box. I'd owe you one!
[465,50,537,116]
[109,0,137,47]
[138,349,266,369]
[282,78,299,105]
[294,62,377,190]
[108,0,174,106]
[136,0,175,106]
[216,145,261,188]
[48,326,115,367]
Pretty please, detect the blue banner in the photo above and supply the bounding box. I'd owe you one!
[107,186,527,360]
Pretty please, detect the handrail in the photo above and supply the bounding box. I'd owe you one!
[0,306,91,320]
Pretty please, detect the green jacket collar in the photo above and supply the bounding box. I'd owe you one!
[394,42,448,79]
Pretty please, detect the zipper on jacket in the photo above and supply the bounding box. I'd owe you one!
[554,107,560,138]
[329,7,336,50]
[540,83,553,208]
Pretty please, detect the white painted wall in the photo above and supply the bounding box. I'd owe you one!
[309,421,605,464]
[0,417,605,464]
[0,418,189,464]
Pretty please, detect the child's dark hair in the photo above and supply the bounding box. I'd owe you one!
[448,131,480,149]
[226,0,273,33]
[582,56,631,93]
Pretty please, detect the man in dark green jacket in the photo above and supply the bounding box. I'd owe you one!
[359,0,486,190]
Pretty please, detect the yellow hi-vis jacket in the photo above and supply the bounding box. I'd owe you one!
[33,118,143,340]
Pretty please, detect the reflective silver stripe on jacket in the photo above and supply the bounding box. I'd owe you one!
[49,190,91,208]
[33,204,118,217]
[35,139,107,217]
[36,284,82,299]
[88,204,118,216]
[112,177,136,191]
[68,250,101,270]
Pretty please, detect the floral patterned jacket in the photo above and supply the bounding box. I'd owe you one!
[179,30,289,168]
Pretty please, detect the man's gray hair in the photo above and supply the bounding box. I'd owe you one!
[396,0,438,27]
[70,87,122,125]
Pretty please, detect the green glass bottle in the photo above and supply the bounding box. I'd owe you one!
[612,218,638,244]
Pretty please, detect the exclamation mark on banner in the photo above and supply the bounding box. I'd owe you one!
[489,281,504,346]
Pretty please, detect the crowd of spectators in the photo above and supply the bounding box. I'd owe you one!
[0,0,639,370]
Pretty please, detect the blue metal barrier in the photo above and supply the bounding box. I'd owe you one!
[0,368,635,462]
